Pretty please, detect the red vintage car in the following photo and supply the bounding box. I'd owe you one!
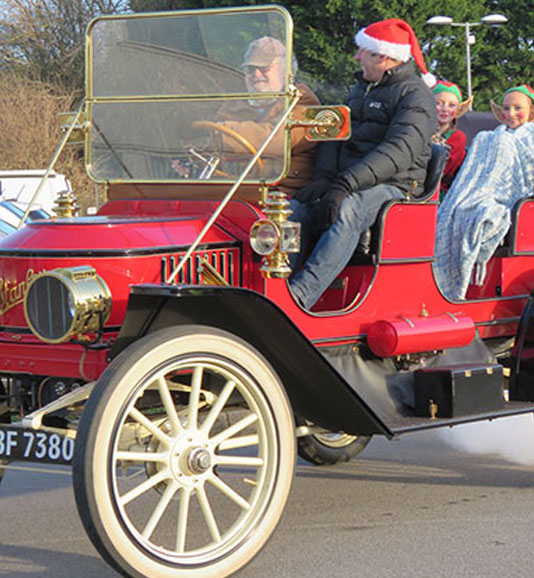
[1,6,534,578]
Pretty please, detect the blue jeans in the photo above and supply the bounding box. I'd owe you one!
[289,184,404,309]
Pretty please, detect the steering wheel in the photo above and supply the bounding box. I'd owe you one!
[191,120,265,174]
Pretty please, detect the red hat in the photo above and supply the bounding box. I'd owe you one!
[355,18,435,87]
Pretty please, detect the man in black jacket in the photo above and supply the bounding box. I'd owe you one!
[289,18,438,310]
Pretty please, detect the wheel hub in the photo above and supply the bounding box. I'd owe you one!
[169,438,213,483]
[186,447,212,475]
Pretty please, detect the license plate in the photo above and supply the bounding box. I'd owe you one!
[0,426,74,465]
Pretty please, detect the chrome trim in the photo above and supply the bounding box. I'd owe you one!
[475,316,521,327]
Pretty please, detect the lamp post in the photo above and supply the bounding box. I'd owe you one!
[426,14,508,101]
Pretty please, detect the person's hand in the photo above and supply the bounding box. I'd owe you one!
[295,178,330,205]
[316,179,352,230]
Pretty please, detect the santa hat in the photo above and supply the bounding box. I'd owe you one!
[355,18,435,87]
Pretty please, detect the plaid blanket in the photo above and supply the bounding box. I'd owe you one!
[434,123,534,300]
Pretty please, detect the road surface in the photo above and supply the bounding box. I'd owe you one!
[1,420,534,578]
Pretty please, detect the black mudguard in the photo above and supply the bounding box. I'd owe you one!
[511,291,534,401]
[109,284,392,437]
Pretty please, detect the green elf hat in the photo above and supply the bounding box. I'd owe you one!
[503,84,534,103]
[491,84,534,122]
[432,80,462,102]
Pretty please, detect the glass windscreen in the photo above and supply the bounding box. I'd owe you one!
[86,7,292,184]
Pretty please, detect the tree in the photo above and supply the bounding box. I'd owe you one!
[424,0,534,109]
[0,74,100,210]
[130,0,534,110]
[1,0,531,104]
[0,0,130,93]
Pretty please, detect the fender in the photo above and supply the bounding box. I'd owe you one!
[511,291,534,401]
[109,284,392,437]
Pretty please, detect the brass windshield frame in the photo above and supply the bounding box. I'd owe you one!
[84,5,294,186]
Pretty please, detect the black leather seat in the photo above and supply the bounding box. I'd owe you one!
[421,143,449,201]
[351,143,448,261]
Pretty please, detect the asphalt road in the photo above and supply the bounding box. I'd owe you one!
[1,416,534,578]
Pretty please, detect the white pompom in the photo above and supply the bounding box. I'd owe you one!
[422,72,437,88]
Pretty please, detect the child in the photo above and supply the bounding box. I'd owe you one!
[434,84,534,300]
[432,80,470,199]
[490,84,534,129]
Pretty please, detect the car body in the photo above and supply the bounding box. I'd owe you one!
[1,6,534,578]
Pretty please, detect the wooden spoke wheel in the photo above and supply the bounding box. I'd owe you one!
[73,326,295,578]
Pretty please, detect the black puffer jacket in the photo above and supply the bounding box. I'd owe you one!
[314,61,438,196]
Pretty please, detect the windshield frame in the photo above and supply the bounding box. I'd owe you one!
[84,5,294,188]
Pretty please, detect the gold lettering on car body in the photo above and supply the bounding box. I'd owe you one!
[0,269,40,315]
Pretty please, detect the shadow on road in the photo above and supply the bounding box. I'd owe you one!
[0,543,115,578]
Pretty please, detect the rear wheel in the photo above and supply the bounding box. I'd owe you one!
[297,419,371,465]
[73,326,295,578]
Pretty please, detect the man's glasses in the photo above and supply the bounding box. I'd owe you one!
[243,64,272,76]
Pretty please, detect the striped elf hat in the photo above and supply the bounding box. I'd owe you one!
[503,84,534,102]
[432,80,462,102]
[491,84,534,122]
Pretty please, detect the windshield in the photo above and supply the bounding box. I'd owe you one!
[86,7,293,185]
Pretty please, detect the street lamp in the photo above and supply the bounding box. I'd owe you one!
[426,14,508,102]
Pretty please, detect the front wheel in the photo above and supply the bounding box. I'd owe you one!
[0,459,7,486]
[73,326,295,578]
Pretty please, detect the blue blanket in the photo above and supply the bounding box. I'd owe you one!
[434,122,534,300]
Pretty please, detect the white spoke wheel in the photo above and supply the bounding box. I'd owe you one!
[73,326,295,578]
[297,418,371,465]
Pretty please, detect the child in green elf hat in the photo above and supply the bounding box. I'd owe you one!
[490,84,534,130]
[435,83,534,300]
[432,80,472,199]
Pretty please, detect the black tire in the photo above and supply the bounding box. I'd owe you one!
[73,326,295,578]
[1,379,10,483]
[297,419,371,465]
[0,459,7,486]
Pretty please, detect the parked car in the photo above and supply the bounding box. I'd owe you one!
[0,169,69,214]
[0,169,70,233]
[0,217,16,239]
[1,7,534,578]
[0,199,50,230]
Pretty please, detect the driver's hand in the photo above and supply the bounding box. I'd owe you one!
[171,159,190,177]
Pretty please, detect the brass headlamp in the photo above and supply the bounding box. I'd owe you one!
[24,266,111,344]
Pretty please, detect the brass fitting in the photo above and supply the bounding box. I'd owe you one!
[259,190,294,279]
[53,190,80,218]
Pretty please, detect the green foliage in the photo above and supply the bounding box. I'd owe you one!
[128,1,534,110]
[129,0,534,111]
[424,0,534,108]
[0,0,532,109]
